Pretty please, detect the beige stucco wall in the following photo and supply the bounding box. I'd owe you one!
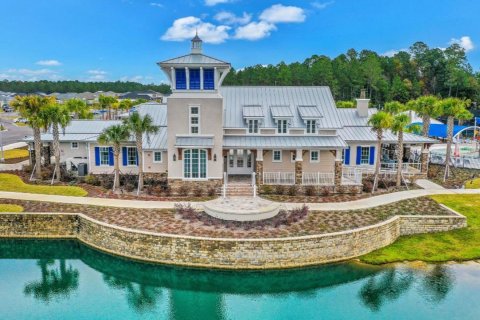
[59,142,89,159]
[88,143,139,175]
[167,93,224,180]
[262,150,295,172]
[262,150,335,173]
[224,128,247,135]
[143,150,168,173]
[302,150,335,173]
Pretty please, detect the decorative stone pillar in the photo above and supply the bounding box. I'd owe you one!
[334,149,343,188]
[256,149,263,185]
[295,149,303,185]
[421,144,430,174]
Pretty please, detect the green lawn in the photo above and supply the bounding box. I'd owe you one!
[465,178,480,189]
[1,148,29,160]
[0,204,23,212]
[0,173,88,197]
[360,194,480,264]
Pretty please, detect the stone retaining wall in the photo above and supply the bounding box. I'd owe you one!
[0,207,466,269]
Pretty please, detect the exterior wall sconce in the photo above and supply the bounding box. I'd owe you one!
[214,154,217,161]
[173,154,176,161]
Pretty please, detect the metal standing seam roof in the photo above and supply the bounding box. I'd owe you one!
[223,135,347,149]
[137,103,168,150]
[158,53,230,65]
[335,108,378,126]
[221,86,343,129]
[175,136,214,147]
[298,106,323,119]
[338,126,437,144]
[242,105,264,118]
[270,105,294,118]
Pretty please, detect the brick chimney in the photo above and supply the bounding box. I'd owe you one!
[356,89,370,117]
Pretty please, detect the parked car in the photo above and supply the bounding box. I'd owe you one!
[14,117,28,124]
[2,105,13,112]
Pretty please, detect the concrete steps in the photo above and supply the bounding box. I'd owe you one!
[222,184,254,197]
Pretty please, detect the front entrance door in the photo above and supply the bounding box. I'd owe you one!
[226,149,254,175]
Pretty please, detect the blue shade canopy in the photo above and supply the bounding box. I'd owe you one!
[412,123,467,138]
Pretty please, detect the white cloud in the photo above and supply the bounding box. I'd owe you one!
[214,11,251,25]
[36,59,62,66]
[205,0,233,6]
[0,68,61,81]
[311,1,334,10]
[87,70,107,81]
[161,16,230,44]
[234,21,276,41]
[382,48,408,57]
[259,4,305,24]
[449,36,474,52]
[120,75,154,83]
[150,2,163,7]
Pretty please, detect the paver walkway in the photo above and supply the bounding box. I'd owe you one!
[0,179,478,211]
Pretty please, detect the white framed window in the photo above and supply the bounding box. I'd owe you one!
[189,106,200,135]
[341,149,345,163]
[273,150,282,162]
[99,147,110,166]
[306,120,316,134]
[310,150,320,163]
[153,151,162,163]
[71,142,78,149]
[126,147,137,166]
[291,152,296,162]
[360,146,370,165]
[277,119,288,134]
[248,119,259,134]
[183,149,207,179]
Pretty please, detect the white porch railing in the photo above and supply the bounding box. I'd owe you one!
[342,167,363,185]
[301,172,334,186]
[380,162,422,174]
[263,172,295,185]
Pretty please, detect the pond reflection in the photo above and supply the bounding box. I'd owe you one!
[0,239,473,320]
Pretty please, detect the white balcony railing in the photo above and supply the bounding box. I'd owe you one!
[302,172,334,186]
[263,172,295,185]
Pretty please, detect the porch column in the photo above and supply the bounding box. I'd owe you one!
[421,144,430,174]
[185,67,190,90]
[255,149,263,185]
[200,67,204,90]
[295,149,303,185]
[334,149,343,188]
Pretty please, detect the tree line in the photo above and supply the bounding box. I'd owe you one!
[223,41,480,106]
[0,80,171,94]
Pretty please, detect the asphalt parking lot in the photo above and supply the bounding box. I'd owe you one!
[0,112,32,146]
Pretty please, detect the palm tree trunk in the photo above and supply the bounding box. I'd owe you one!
[33,126,42,179]
[396,130,404,187]
[136,133,144,191]
[114,145,120,190]
[372,131,382,193]
[444,116,454,181]
[52,123,61,182]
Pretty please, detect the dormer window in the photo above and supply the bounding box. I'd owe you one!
[277,119,288,134]
[306,120,316,134]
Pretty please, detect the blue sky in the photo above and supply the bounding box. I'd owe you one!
[0,0,478,84]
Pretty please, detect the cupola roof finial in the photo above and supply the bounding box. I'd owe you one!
[191,29,202,54]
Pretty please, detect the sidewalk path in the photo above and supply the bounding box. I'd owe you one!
[0,179,478,211]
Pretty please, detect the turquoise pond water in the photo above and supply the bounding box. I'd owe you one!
[1,239,480,320]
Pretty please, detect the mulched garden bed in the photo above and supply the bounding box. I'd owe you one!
[0,197,453,239]
[428,164,480,189]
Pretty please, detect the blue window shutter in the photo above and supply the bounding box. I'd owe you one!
[189,69,200,90]
[122,147,127,166]
[203,69,214,90]
[369,146,375,165]
[109,147,114,166]
[135,149,139,166]
[94,147,100,166]
[356,146,361,165]
[175,69,186,90]
[345,147,350,165]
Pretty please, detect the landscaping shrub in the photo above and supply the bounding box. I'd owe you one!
[177,184,190,196]
[320,186,331,196]
[274,184,285,195]
[84,174,100,186]
[304,185,316,196]
[260,185,273,195]
[207,186,217,197]
[363,180,373,193]
[193,186,204,197]
[336,185,346,194]
[163,185,172,197]
[124,183,135,192]
[287,185,298,196]
[174,203,197,219]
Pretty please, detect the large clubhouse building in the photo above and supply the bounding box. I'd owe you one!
[27,36,435,190]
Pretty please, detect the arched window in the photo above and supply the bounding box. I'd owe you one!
[183,149,207,179]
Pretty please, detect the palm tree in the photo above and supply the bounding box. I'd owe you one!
[409,95,440,138]
[98,124,130,191]
[384,101,409,187]
[39,104,71,182]
[368,111,394,193]
[98,95,118,120]
[123,112,159,191]
[437,98,472,181]
[10,95,55,179]
[65,98,92,119]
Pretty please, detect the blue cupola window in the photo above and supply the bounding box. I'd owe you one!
[203,69,214,90]
[175,68,186,90]
[189,69,200,90]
